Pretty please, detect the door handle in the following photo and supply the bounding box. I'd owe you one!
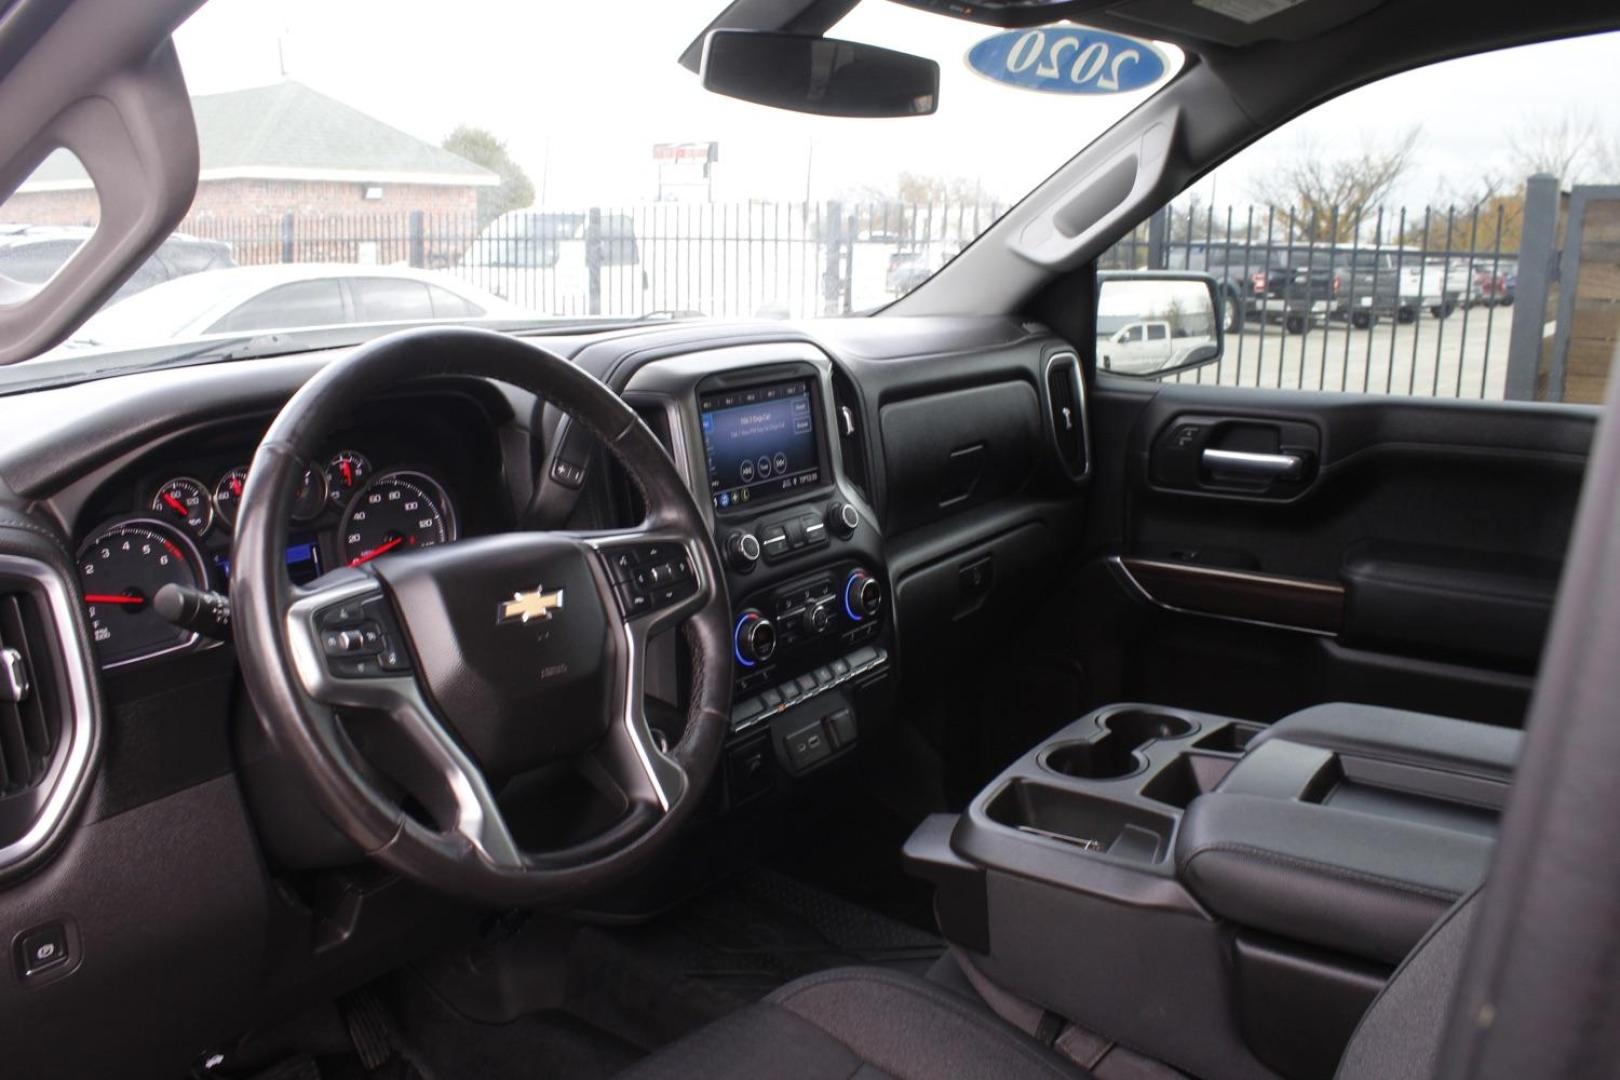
[1201,448,1305,480]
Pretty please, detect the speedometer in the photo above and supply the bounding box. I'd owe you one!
[77,518,207,666]
[340,471,457,567]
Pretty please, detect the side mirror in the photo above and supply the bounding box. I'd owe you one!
[699,30,939,118]
[1095,272,1224,379]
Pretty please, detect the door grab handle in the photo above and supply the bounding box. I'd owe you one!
[1201,448,1304,480]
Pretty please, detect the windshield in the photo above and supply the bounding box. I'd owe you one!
[0,1,1177,378]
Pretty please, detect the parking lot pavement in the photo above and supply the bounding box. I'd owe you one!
[1166,307,1516,399]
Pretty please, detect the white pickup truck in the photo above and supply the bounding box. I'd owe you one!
[1098,319,1187,374]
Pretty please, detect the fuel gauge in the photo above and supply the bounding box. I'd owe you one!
[151,477,214,537]
[325,450,371,507]
[213,466,249,528]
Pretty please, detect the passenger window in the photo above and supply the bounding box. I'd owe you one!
[213,280,346,333]
[352,278,434,322]
[1106,32,1620,405]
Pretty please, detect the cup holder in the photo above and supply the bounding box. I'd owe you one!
[1043,709,1196,781]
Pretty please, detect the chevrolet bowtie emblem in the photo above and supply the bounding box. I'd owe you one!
[499,586,565,624]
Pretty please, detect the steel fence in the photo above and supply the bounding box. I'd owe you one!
[1104,198,1525,400]
[179,187,1541,401]
[179,200,1006,322]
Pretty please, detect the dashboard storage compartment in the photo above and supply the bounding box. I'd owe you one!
[879,381,1041,532]
[986,780,1174,861]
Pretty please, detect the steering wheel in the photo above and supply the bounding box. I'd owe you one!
[231,327,732,905]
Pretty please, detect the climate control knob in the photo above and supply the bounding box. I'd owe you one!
[828,502,860,539]
[725,531,762,572]
[733,609,777,666]
[843,570,883,622]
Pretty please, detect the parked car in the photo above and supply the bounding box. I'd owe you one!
[457,209,646,315]
[1473,259,1517,306]
[0,224,234,303]
[48,263,516,353]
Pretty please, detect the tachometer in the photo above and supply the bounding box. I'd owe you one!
[151,477,213,537]
[340,470,456,567]
[77,519,207,666]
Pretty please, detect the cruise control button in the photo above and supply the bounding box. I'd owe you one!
[616,584,650,616]
[331,656,383,678]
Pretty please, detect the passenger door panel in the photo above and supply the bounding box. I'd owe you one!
[1089,378,1594,726]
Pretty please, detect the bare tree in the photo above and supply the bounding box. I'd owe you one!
[1508,112,1598,182]
[1250,127,1422,241]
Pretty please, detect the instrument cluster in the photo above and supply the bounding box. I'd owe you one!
[78,449,460,669]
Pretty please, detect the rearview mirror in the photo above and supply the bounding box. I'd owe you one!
[700,30,939,118]
[1095,272,1224,379]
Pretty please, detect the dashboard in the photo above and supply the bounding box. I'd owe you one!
[0,315,1088,1080]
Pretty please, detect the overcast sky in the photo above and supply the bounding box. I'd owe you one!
[172,1,1620,212]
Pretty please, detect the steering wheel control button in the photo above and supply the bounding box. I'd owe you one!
[601,542,697,617]
[317,599,410,678]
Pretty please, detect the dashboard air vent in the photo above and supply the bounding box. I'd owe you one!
[0,591,56,796]
[830,369,871,504]
[1044,352,1089,482]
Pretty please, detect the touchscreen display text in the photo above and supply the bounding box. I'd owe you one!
[700,380,821,510]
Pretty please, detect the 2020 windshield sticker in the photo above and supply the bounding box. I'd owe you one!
[966,27,1167,95]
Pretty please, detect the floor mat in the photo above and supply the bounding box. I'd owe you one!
[564,867,944,1054]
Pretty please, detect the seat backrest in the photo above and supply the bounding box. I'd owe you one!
[1335,888,1481,1080]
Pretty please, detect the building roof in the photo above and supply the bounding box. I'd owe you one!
[21,81,499,191]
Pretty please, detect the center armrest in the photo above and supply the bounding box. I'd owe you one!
[1249,702,1521,783]
[1174,792,1493,964]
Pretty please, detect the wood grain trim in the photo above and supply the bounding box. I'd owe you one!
[1115,557,1345,635]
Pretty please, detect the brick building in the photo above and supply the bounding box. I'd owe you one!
[8,81,497,226]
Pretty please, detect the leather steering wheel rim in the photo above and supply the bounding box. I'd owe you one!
[231,326,732,906]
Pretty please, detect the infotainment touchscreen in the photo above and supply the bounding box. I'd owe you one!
[699,379,821,511]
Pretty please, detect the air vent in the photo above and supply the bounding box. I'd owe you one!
[0,591,55,796]
[1044,352,1089,482]
[0,556,95,878]
[831,369,871,504]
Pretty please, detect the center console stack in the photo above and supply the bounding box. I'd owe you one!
[904,701,1520,1080]
[621,344,894,806]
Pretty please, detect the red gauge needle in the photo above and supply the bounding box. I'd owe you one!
[349,536,404,567]
[341,461,354,486]
[162,493,189,516]
[231,477,244,496]
[85,593,144,606]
